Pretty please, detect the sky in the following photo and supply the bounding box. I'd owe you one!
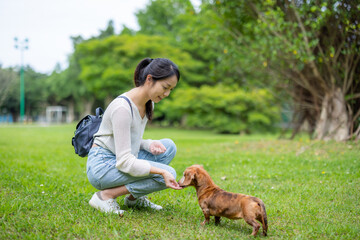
[0,0,200,74]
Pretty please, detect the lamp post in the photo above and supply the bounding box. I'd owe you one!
[14,37,29,123]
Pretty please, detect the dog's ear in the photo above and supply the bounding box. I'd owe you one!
[182,170,196,186]
[186,170,196,182]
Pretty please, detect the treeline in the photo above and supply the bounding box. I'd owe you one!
[1,0,359,139]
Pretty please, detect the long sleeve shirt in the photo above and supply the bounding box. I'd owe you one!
[93,93,153,177]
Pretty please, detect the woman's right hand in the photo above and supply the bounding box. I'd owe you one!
[150,166,182,190]
[162,171,183,190]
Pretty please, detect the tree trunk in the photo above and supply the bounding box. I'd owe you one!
[82,98,95,117]
[314,88,349,141]
[104,95,113,107]
[67,101,75,123]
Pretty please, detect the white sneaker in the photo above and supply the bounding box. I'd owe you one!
[89,192,125,215]
[124,196,163,210]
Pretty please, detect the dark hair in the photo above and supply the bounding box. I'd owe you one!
[134,58,180,120]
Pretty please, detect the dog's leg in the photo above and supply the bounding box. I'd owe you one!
[215,216,221,226]
[201,218,210,226]
[245,218,260,236]
[256,214,268,236]
[201,208,210,226]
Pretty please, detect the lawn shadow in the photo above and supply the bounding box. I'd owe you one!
[206,218,269,238]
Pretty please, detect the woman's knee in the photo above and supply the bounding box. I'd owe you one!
[87,167,101,189]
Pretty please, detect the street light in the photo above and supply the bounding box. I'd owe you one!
[14,37,29,123]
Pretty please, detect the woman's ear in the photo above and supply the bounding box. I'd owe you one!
[144,74,154,86]
[146,74,152,82]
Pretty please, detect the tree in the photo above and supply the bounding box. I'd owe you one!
[136,0,195,37]
[133,0,281,130]
[136,0,213,87]
[0,66,47,121]
[97,20,115,39]
[207,0,360,140]
[159,84,280,133]
[0,67,18,107]
[136,0,268,87]
[44,34,97,119]
[23,67,48,119]
[0,67,19,121]
[75,34,203,105]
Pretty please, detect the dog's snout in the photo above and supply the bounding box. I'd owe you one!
[178,176,185,186]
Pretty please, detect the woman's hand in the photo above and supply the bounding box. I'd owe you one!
[162,171,183,190]
[149,141,166,155]
[150,166,182,190]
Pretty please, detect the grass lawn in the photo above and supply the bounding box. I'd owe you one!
[0,124,359,239]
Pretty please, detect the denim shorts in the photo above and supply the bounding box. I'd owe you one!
[86,138,177,198]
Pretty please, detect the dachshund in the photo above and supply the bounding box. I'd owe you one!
[179,165,268,236]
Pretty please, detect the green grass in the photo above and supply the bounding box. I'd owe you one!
[0,124,359,239]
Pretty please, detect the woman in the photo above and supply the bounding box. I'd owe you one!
[87,58,182,215]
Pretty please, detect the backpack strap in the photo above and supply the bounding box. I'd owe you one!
[118,95,133,117]
[95,107,104,117]
[93,95,133,139]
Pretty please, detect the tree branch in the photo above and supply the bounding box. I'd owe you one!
[291,1,328,90]
[342,53,351,93]
[352,107,360,124]
[346,93,360,101]
[355,125,360,141]
[248,2,294,49]
[345,54,360,93]
[316,43,337,90]
[334,39,345,63]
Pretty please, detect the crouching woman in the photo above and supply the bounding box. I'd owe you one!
[86,58,182,215]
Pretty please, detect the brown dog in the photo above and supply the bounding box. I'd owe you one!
[178,165,268,236]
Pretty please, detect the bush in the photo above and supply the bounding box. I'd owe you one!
[156,85,280,134]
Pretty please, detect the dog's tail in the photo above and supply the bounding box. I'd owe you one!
[259,201,268,236]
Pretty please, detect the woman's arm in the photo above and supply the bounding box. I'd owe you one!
[150,166,182,190]
[112,104,151,177]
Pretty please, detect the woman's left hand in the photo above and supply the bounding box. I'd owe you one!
[149,141,166,155]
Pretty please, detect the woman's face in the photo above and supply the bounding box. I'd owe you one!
[147,75,178,103]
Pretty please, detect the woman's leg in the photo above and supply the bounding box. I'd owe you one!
[87,146,154,193]
[87,138,177,200]
[100,185,130,200]
[124,138,177,198]
[125,161,177,198]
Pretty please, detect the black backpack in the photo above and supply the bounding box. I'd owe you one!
[71,96,132,157]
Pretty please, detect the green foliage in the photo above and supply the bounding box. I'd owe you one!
[136,0,227,87]
[136,0,195,37]
[76,34,204,99]
[46,54,92,103]
[0,67,18,113]
[2,0,359,139]
[205,0,360,86]
[159,85,280,133]
[97,20,115,39]
[0,66,48,120]
[204,0,360,138]
[23,68,48,117]
[1,126,359,239]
